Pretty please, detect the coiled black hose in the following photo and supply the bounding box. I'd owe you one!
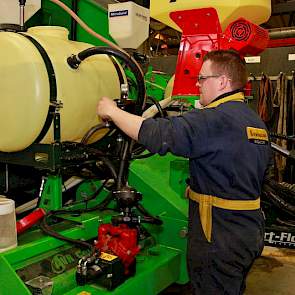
[67,46,146,115]
[262,177,295,216]
[81,122,108,145]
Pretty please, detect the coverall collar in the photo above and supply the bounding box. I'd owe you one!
[204,89,245,109]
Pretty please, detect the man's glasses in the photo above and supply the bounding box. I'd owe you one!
[197,75,221,82]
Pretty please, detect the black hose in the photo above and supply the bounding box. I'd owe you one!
[97,156,118,181]
[132,152,154,160]
[264,177,295,203]
[40,216,95,252]
[130,142,155,159]
[81,122,108,144]
[67,46,146,115]
[131,145,146,155]
[276,218,295,227]
[262,178,295,216]
[136,204,163,225]
[147,96,165,118]
[109,56,125,87]
[40,178,116,250]
[40,197,115,251]
[264,190,295,217]
[64,178,109,208]
[117,140,129,190]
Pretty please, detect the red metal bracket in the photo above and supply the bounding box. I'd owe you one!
[170,8,222,97]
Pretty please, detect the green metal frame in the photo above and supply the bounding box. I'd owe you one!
[27,0,115,46]
[0,154,190,294]
[144,66,172,101]
[39,175,63,211]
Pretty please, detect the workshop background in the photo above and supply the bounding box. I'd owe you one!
[0,1,294,295]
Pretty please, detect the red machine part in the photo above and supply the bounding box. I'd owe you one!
[244,80,253,97]
[221,18,269,56]
[16,208,46,234]
[268,38,295,48]
[170,8,222,97]
[170,8,269,97]
[95,224,140,275]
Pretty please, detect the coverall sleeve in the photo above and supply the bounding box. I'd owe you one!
[138,110,207,158]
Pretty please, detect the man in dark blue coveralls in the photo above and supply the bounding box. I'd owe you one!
[97,50,271,295]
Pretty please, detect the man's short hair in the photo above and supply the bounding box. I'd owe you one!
[203,50,248,89]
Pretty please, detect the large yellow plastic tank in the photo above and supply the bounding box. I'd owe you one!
[0,26,123,152]
[150,0,271,31]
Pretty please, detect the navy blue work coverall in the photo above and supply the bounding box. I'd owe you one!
[138,90,271,295]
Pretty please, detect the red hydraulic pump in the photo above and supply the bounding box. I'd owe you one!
[95,223,140,275]
[170,8,269,98]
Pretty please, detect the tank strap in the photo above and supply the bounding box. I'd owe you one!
[19,33,57,143]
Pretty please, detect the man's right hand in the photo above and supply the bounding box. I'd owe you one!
[96,96,117,120]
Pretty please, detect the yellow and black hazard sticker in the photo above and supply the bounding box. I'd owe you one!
[246,127,269,145]
[100,252,118,261]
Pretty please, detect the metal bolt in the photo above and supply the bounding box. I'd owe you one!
[179,227,188,238]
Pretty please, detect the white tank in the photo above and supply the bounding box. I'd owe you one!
[0,26,123,152]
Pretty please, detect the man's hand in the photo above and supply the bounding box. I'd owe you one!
[96,96,117,120]
[96,96,144,141]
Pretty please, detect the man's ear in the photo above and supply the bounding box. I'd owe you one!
[218,75,230,91]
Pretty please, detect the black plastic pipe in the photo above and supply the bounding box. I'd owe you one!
[67,46,146,115]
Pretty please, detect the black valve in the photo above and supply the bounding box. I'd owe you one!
[112,186,142,210]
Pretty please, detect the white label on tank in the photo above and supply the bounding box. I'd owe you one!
[109,10,128,17]
[245,56,261,64]
[288,54,295,61]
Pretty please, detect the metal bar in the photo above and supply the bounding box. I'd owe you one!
[248,74,294,81]
[271,142,290,157]
[268,37,295,47]
[268,27,295,39]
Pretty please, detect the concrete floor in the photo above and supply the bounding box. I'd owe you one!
[162,246,295,295]
[245,246,295,295]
